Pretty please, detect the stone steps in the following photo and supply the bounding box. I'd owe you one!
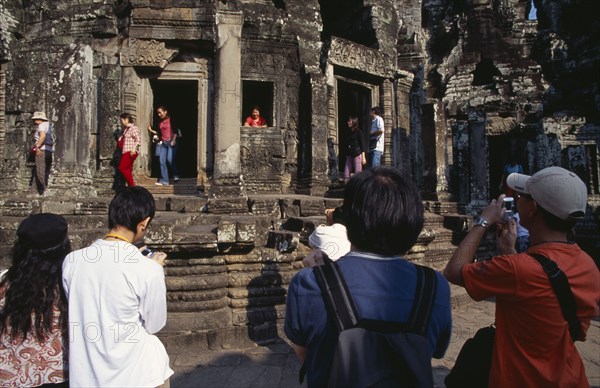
[137,177,201,196]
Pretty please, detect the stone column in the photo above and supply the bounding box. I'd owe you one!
[44,44,97,199]
[94,64,122,196]
[421,100,450,201]
[308,73,329,195]
[468,110,488,208]
[209,11,247,211]
[381,79,393,166]
[392,75,412,173]
[452,121,470,205]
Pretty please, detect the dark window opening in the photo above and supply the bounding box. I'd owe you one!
[242,80,274,127]
[150,79,198,179]
[319,0,378,48]
[472,58,502,86]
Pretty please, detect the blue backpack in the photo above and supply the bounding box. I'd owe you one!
[310,260,437,387]
[43,123,54,146]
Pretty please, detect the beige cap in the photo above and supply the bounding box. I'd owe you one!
[507,166,587,221]
[32,111,48,121]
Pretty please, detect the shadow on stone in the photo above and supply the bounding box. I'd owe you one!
[246,261,286,344]
[170,342,304,388]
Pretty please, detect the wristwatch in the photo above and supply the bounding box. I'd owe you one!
[474,217,490,229]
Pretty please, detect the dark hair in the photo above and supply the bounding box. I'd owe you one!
[332,206,345,224]
[539,206,577,233]
[348,116,359,129]
[108,186,156,232]
[371,106,381,116]
[157,105,169,115]
[119,112,134,123]
[342,167,424,255]
[0,238,71,341]
[252,106,261,112]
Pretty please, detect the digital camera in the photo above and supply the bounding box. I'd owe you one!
[503,197,515,222]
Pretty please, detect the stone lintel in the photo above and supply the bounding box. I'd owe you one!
[328,36,395,78]
[120,38,179,68]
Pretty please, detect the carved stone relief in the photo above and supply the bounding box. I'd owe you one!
[327,37,394,78]
[120,39,179,68]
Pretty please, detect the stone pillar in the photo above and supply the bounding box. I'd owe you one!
[381,79,393,166]
[452,121,470,205]
[468,110,488,208]
[209,11,247,211]
[44,44,97,198]
[308,73,329,195]
[391,75,412,172]
[94,64,122,196]
[421,100,450,201]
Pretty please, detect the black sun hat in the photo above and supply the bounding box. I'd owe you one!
[16,213,68,249]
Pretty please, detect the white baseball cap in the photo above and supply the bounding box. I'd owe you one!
[507,166,587,221]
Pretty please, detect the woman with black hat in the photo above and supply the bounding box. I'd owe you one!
[0,213,71,387]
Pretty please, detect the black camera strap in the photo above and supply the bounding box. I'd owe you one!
[529,253,581,341]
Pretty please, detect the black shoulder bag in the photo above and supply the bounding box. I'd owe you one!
[445,253,581,388]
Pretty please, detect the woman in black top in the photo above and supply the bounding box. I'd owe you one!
[344,116,366,180]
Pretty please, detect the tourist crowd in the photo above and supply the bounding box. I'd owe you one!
[1,166,598,387]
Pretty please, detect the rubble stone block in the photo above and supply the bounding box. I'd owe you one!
[217,219,236,243]
[236,219,256,243]
[265,230,298,253]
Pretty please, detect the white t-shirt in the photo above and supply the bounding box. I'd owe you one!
[62,239,173,387]
[370,115,385,152]
[35,121,53,152]
[308,223,351,261]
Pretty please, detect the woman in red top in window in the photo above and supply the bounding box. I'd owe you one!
[243,106,268,128]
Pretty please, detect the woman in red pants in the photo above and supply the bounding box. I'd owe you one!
[117,112,141,187]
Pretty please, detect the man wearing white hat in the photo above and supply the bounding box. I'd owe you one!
[31,111,53,194]
[444,166,599,387]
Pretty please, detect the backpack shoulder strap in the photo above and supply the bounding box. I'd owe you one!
[407,265,438,335]
[314,261,358,332]
[529,253,581,341]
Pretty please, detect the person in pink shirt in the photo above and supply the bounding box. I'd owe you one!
[148,106,180,185]
[116,113,141,187]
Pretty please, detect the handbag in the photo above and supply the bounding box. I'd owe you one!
[444,325,495,388]
[445,253,581,388]
[368,136,380,151]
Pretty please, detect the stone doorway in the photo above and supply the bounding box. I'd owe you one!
[336,79,372,175]
[488,134,529,199]
[149,79,199,180]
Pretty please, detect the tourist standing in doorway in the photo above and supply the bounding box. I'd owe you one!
[117,113,141,187]
[1,213,71,387]
[30,111,53,195]
[344,115,366,180]
[368,107,384,168]
[62,186,173,387]
[148,106,180,185]
[499,156,524,196]
[243,106,268,128]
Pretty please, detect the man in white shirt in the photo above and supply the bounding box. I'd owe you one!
[368,107,384,168]
[63,186,173,387]
[30,111,53,194]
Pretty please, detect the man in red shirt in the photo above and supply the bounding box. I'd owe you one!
[444,166,599,387]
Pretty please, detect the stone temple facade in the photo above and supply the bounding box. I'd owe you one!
[0,0,598,346]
